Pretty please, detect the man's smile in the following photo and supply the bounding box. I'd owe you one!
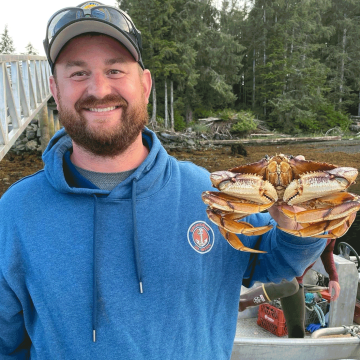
[87,106,119,112]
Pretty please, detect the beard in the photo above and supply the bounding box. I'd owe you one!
[57,91,149,157]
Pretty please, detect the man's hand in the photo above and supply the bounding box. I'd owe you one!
[329,280,341,302]
[268,203,306,231]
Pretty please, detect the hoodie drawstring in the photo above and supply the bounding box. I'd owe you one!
[132,179,143,294]
[92,194,98,342]
[91,180,143,342]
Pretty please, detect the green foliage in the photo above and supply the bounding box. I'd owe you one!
[315,104,351,131]
[0,25,15,54]
[228,110,258,134]
[191,123,210,134]
[174,111,187,131]
[217,108,235,121]
[23,42,38,55]
[193,107,213,120]
[116,0,360,135]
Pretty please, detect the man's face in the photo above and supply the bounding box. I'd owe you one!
[50,35,152,157]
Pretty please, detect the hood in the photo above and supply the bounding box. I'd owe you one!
[42,127,170,198]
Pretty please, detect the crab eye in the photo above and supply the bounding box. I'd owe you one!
[265,155,270,160]
[289,155,294,159]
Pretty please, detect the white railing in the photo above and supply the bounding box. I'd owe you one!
[0,55,51,161]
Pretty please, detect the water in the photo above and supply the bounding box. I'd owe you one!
[334,182,360,256]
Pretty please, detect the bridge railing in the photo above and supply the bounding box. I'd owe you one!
[0,55,52,161]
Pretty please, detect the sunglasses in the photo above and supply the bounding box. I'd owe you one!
[43,5,143,70]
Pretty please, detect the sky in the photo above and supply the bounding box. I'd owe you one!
[0,0,117,56]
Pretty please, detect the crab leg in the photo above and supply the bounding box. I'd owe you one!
[277,216,348,238]
[218,227,267,253]
[327,213,357,238]
[281,196,360,223]
[202,191,274,213]
[206,208,273,236]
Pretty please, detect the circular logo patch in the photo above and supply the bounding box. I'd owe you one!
[187,221,215,254]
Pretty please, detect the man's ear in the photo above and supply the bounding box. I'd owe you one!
[142,69,152,105]
[49,76,60,110]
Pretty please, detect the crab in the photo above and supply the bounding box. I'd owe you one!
[202,154,360,253]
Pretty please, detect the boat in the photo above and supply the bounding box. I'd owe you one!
[231,242,360,360]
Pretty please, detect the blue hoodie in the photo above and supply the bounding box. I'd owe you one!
[0,128,326,359]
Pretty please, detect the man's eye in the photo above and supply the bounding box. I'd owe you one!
[71,71,88,78]
[108,69,123,77]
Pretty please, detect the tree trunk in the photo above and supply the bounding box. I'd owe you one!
[358,91,360,116]
[170,80,174,131]
[263,8,266,117]
[47,107,55,138]
[186,105,193,124]
[164,79,168,129]
[39,104,50,153]
[252,47,255,109]
[339,25,347,106]
[150,75,157,126]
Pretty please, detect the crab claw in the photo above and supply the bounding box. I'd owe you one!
[202,191,274,213]
[284,167,358,205]
[210,172,278,205]
[218,227,267,253]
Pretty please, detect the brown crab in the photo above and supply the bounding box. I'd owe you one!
[202,154,360,253]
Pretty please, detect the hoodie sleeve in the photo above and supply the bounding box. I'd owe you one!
[241,213,327,286]
[0,267,30,358]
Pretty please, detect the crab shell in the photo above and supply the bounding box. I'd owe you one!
[202,154,360,253]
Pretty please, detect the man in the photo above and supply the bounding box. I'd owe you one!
[0,2,326,359]
[239,239,340,338]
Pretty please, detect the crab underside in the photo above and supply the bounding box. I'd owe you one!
[202,154,360,253]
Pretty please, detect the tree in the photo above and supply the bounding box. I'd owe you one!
[23,42,38,55]
[0,24,15,54]
[322,0,360,113]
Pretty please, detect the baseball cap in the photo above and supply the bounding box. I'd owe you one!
[43,1,144,72]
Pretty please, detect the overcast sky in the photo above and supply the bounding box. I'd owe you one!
[0,0,117,56]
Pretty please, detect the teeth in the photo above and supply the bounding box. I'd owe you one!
[88,107,116,112]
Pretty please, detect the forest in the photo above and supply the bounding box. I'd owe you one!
[117,0,360,136]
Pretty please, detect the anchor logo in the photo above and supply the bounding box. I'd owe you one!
[187,221,215,254]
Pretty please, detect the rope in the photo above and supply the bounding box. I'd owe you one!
[342,325,360,339]
[305,292,326,327]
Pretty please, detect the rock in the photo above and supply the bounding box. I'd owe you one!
[160,132,182,141]
[25,140,38,151]
[15,144,26,151]
[185,139,196,146]
[26,130,37,140]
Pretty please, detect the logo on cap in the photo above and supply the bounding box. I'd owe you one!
[81,2,102,9]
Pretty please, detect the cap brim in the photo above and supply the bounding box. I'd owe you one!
[49,19,140,64]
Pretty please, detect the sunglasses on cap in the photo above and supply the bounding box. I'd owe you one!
[43,1,144,72]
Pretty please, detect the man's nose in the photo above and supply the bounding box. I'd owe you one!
[87,73,112,98]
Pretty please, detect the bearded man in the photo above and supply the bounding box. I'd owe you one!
[0,2,327,359]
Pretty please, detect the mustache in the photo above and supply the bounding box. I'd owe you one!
[75,94,128,111]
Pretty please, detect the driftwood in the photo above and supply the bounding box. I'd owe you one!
[199,136,341,146]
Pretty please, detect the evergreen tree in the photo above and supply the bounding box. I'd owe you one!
[0,24,15,54]
[23,42,38,55]
[322,0,360,113]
